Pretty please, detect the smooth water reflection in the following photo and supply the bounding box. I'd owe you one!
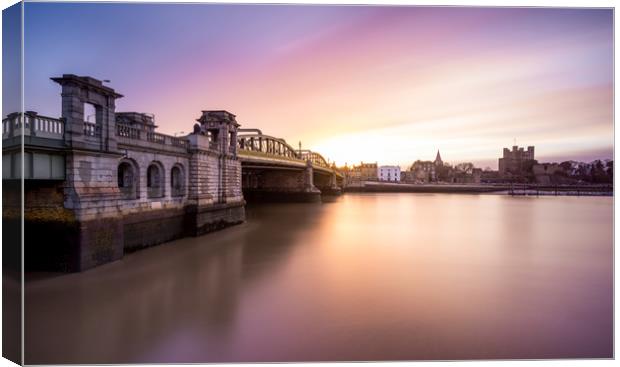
[25,194,613,363]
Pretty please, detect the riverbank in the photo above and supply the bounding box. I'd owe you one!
[344,182,613,196]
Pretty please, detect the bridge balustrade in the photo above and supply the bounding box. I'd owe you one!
[2,112,65,140]
[172,137,190,148]
[2,112,191,150]
[117,124,142,139]
[83,121,101,137]
[146,131,166,144]
[116,123,189,148]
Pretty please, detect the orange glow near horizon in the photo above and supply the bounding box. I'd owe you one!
[21,5,613,168]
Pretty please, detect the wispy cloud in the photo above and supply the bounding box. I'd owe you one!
[21,4,613,167]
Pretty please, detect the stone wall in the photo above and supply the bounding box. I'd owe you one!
[64,151,124,221]
[123,207,188,252]
[20,180,80,272]
[22,129,248,271]
[188,147,221,205]
[23,143,245,271]
[18,75,251,272]
[119,149,190,213]
[222,157,243,202]
[191,202,245,236]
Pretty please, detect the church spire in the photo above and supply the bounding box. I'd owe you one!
[434,150,443,166]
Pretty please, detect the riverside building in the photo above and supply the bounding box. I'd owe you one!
[378,165,401,182]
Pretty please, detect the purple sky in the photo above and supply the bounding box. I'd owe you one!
[9,3,614,168]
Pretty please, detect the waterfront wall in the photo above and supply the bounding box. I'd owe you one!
[346,182,507,194]
[344,181,613,195]
[14,75,247,272]
[22,137,246,272]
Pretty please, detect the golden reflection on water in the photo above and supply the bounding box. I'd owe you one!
[25,194,613,363]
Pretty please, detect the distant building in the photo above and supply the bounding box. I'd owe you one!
[378,165,401,182]
[498,145,535,177]
[401,170,416,183]
[346,165,362,185]
[434,150,443,166]
[453,168,482,184]
[410,160,436,183]
[472,168,482,183]
[480,169,508,184]
[532,163,564,184]
[359,162,378,181]
[532,163,563,176]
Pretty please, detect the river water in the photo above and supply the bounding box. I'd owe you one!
[25,193,613,363]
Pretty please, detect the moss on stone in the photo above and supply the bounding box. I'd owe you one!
[24,208,76,223]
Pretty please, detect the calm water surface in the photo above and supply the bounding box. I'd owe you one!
[25,194,613,363]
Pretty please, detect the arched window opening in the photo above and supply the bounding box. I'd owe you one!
[147,163,164,198]
[118,161,138,199]
[171,165,185,197]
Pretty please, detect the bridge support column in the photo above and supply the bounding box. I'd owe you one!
[25,75,127,272]
[312,169,342,196]
[241,162,321,203]
[324,171,343,195]
[301,161,323,201]
[186,111,245,235]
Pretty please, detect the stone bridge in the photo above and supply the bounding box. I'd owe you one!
[2,74,343,272]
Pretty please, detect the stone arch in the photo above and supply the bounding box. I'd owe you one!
[146,160,165,198]
[170,163,185,197]
[117,158,140,199]
[51,74,123,152]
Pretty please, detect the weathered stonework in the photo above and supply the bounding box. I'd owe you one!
[4,74,342,272]
[18,75,246,272]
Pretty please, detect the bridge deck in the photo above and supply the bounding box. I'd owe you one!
[2,113,343,178]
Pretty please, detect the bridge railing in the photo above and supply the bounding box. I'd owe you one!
[300,150,342,176]
[2,112,65,140]
[83,121,100,137]
[117,124,142,139]
[116,123,189,148]
[237,132,342,176]
[1,112,190,149]
[237,133,302,160]
[299,150,331,169]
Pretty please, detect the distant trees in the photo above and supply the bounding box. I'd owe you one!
[591,160,611,183]
[552,160,612,184]
[436,163,452,182]
[455,162,474,175]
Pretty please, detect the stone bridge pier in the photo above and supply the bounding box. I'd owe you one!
[50,74,126,271]
[313,170,342,196]
[185,111,245,235]
[242,161,322,202]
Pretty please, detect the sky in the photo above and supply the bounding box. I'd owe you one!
[7,3,614,168]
